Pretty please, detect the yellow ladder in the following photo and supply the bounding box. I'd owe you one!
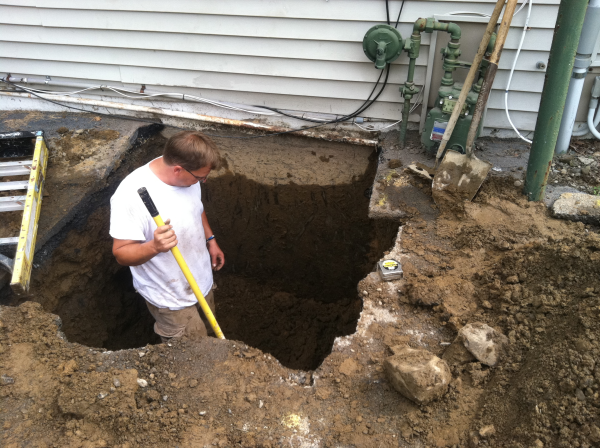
[0,131,48,295]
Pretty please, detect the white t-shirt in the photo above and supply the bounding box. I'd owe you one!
[109,159,212,310]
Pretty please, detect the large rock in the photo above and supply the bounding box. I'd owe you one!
[552,192,600,225]
[384,347,451,404]
[459,323,508,366]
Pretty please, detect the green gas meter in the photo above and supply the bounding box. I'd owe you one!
[362,18,494,152]
[422,81,483,154]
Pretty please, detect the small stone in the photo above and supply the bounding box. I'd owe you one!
[506,275,519,284]
[178,409,185,415]
[113,378,121,388]
[139,352,146,358]
[479,425,495,438]
[481,300,492,309]
[137,378,148,388]
[74,129,84,135]
[362,290,368,296]
[376,288,382,292]
[188,379,198,388]
[110,386,116,392]
[532,439,544,448]
[384,347,451,404]
[582,166,591,175]
[514,180,523,187]
[97,392,108,399]
[258,400,264,408]
[1,374,15,385]
[576,388,586,401]
[199,411,207,416]
[163,395,168,402]
[356,416,363,423]
[459,323,508,366]
[168,373,177,380]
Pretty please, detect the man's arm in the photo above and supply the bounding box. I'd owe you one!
[201,211,225,270]
[113,219,177,266]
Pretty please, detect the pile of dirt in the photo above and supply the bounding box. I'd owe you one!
[375,175,600,447]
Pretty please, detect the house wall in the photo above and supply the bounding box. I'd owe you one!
[0,0,596,135]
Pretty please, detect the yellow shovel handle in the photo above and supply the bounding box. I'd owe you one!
[138,187,225,339]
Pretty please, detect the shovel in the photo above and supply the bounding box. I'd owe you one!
[433,0,519,203]
[138,187,226,339]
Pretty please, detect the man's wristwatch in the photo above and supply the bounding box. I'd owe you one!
[206,235,216,243]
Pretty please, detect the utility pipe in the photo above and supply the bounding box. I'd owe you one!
[573,109,600,135]
[0,91,378,147]
[555,0,600,153]
[2,75,347,121]
[435,0,506,163]
[399,56,419,146]
[399,18,462,147]
[524,0,589,201]
[586,77,600,139]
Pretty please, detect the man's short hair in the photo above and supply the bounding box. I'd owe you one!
[163,131,221,171]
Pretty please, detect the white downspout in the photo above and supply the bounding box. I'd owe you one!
[555,0,600,154]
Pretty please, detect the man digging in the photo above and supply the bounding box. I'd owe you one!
[110,130,225,342]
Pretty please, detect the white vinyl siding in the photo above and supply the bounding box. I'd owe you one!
[0,0,571,132]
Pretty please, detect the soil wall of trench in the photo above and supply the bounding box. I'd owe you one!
[1,128,398,371]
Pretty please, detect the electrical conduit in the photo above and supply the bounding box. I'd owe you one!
[555,0,600,153]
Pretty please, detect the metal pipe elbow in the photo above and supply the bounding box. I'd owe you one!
[413,18,428,34]
[445,23,461,41]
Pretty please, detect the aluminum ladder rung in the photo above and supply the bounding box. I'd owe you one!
[0,161,32,177]
[0,237,19,246]
[0,180,29,191]
[0,195,26,212]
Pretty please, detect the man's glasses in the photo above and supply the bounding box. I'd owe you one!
[184,168,208,183]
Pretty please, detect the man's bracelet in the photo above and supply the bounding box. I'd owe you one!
[206,235,216,243]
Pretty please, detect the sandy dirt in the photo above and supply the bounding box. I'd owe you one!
[2,172,600,447]
[2,116,600,447]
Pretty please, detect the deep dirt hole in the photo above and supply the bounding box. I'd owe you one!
[2,133,398,371]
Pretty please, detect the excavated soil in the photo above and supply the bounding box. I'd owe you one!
[2,125,600,447]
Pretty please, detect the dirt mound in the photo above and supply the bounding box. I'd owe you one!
[3,155,600,447]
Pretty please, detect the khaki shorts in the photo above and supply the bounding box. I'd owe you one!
[146,289,216,342]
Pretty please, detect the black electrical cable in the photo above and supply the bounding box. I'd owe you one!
[256,64,390,125]
[260,0,398,125]
[255,68,385,123]
[1,72,389,139]
[395,0,406,28]
[386,0,391,25]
